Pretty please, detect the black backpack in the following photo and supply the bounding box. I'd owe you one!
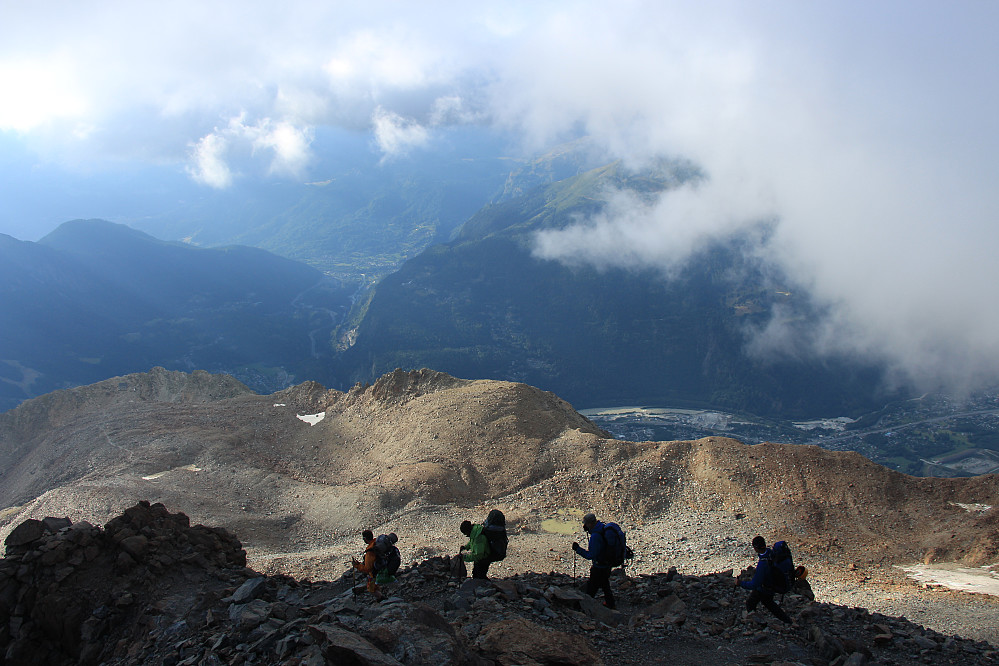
[597,522,633,567]
[374,533,401,575]
[482,509,508,561]
[767,540,794,593]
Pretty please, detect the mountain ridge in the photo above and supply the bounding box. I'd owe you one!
[0,220,351,411]
[1,368,995,570]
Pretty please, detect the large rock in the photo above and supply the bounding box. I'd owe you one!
[475,617,602,666]
[309,623,404,666]
[368,602,473,665]
[4,519,45,549]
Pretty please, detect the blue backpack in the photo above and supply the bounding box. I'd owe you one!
[597,522,633,567]
[767,541,794,593]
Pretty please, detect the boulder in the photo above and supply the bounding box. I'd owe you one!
[4,520,45,549]
[309,623,404,666]
[232,577,267,604]
[476,617,602,666]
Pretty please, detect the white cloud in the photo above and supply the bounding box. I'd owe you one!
[372,106,429,160]
[185,115,315,187]
[0,58,88,131]
[2,0,998,393]
[186,132,233,189]
[250,121,314,177]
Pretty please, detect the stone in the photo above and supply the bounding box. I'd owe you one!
[309,622,404,665]
[579,595,624,626]
[476,617,601,666]
[41,517,72,533]
[643,593,686,618]
[4,520,45,549]
[232,577,267,604]
[229,599,271,632]
[550,586,587,608]
[118,535,149,560]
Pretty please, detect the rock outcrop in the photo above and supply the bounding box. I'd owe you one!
[1,505,996,665]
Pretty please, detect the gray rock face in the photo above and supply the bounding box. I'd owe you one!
[0,504,996,666]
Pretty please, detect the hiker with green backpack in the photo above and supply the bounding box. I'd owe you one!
[459,509,508,579]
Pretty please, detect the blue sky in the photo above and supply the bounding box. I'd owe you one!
[2,0,998,393]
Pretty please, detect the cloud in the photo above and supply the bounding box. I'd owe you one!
[0,57,88,131]
[372,106,429,160]
[186,116,314,187]
[186,132,233,189]
[2,0,998,395]
[513,2,999,394]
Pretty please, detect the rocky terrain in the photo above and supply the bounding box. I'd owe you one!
[1,367,998,662]
[1,501,996,665]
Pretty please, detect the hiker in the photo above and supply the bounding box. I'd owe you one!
[571,513,617,609]
[459,509,508,579]
[736,535,792,624]
[351,529,381,598]
[373,532,401,586]
[460,519,491,578]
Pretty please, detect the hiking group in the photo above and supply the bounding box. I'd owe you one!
[352,513,809,623]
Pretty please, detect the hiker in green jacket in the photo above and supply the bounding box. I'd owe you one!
[459,519,492,579]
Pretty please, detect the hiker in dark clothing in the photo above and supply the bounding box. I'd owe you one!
[571,513,616,609]
[460,519,492,579]
[737,535,791,624]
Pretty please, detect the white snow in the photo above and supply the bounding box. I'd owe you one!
[297,412,326,426]
[901,564,999,597]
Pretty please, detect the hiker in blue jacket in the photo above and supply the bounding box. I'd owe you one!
[571,513,616,609]
[737,535,791,624]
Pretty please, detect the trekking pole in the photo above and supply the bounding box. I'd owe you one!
[573,549,577,579]
[350,564,356,598]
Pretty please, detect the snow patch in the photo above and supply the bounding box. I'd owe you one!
[900,564,999,597]
[951,502,993,513]
[297,412,326,426]
[141,464,202,481]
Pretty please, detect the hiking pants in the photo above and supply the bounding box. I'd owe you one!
[586,566,615,609]
[746,589,790,623]
[472,559,491,579]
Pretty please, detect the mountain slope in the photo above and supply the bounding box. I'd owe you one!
[1,368,995,576]
[335,162,897,418]
[0,220,350,411]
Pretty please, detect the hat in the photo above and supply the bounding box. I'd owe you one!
[582,513,597,529]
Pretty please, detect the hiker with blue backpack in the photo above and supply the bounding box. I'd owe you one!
[571,513,630,610]
[736,535,793,624]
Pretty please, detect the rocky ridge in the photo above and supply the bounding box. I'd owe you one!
[2,502,997,665]
[1,368,999,652]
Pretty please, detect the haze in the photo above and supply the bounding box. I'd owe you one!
[2,0,997,397]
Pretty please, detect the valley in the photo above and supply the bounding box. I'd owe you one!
[583,389,999,477]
